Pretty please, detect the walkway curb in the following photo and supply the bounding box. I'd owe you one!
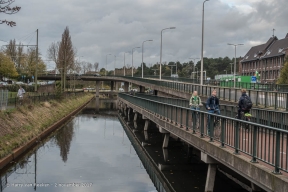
[0,96,94,170]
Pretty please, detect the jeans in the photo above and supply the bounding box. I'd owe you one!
[237,109,250,119]
[207,109,220,134]
[190,106,200,110]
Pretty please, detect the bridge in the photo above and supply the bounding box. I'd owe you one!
[117,92,288,192]
[39,74,288,111]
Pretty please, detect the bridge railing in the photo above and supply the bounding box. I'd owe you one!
[122,77,288,111]
[119,92,288,174]
[134,93,288,130]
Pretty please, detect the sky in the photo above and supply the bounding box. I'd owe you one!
[0,0,287,71]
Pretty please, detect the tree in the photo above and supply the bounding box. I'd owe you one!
[4,39,25,73]
[93,62,99,72]
[277,57,288,84]
[22,48,46,76]
[0,0,21,27]
[55,27,76,91]
[0,52,18,79]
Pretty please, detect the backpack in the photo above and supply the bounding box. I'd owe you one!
[242,96,253,110]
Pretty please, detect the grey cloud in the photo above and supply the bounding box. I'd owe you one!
[1,0,287,70]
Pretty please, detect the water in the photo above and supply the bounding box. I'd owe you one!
[0,99,249,192]
[0,100,157,192]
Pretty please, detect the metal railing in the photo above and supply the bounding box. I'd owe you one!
[133,93,288,130]
[122,76,288,111]
[119,93,288,174]
[7,92,87,107]
[0,90,8,110]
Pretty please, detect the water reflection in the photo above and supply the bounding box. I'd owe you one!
[53,122,75,163]
[0,101,156,192]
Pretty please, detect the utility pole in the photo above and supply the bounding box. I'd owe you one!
[34,29,38,92]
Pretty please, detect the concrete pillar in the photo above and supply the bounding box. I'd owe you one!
[251,183,262,192]
[201,152,218,192]
[127,108,131,121]
[115,82,119,91]
[205,164,217,192]
[95,81,100,97]
[144,119,150,131]
[134,121,138,129]
[139,85,145,93]
[110,81,114,91]
[163,148,169,162]
[162,133,170,148]
[144,131,149,141]
[124,82,129,92]
[134,112,138,121]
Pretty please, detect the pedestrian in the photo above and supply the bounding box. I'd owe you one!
[189,91,202,110]
[237,88,252,119]
[206,89,220,134]
[17,86,26,98]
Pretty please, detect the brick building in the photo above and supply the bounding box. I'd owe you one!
[240,33,288,83]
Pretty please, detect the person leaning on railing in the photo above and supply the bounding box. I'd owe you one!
[17,86,26,104]
[189,91,202,110]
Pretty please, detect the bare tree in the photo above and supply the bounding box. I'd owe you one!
[86,62,92,73]
[0,0,21,27]
[93,62,99,72]
[57,27,76,91]
[47,41,60,69]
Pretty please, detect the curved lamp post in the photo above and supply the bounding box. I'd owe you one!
[142,40,153,78]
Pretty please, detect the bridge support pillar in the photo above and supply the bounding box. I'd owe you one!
[144,120,150,131]
[162,133,170,148]
[134,112,138,121]
[201,152,218,192]
[251,183,262,192]
[95,81,100,97]
[110,81,114,91]
[139,85,145,93]
[124,82,129,92]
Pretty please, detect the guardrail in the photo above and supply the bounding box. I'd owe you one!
[119,92,288,174]
[122,76,288,111]
[133,93,288,130]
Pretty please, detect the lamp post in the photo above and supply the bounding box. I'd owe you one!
[189,57,199,79]
[200,0,209,85]
[142,40,153,78]
[123,52,129,76]
[195,67,198,80]
[229,63,233,74]
[114,55,116,76]
[160,27,176,80]
[106,54,111,76]
[224,70,227,75]
[228,43,244,88]
[132,47,140,77]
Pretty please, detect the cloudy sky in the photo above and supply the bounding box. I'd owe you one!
[1,0,287,70]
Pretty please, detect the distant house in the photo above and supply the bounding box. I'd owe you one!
[240,33,288,83]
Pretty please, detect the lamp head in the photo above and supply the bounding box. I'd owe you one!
[170,27,176,29]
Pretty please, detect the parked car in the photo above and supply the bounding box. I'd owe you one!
[0,82,8,86]
[93,73,101,77]
[119,88,124,92]
[15,82,25,85]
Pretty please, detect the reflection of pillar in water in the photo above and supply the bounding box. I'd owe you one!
[134,121,138,129]
[95,97,99,113]
[127,108,131,122]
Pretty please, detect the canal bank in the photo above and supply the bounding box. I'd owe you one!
[0,93,94,169]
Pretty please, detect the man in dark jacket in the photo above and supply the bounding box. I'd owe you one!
[237,89,252,119]
[206,90,220,134]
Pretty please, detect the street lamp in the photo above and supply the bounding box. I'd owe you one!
[200,0,209,85]
[114,55,116,76]
[106,54,111,76]
[142,40,153,78]
[160,27,176,80]
[228,43,244,88]
[229,63,233,74]
[195,67,198,80]
[189,57,199,79]
[123,52,129,76]
[224,70,227,75]
[132,47,140,77]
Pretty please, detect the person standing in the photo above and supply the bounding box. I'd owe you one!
[237,89,252,119]
[189,91,202,110]
[17,86,26,100]
[206,90,220,134]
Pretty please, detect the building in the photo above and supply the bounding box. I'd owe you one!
[240,33,288,83]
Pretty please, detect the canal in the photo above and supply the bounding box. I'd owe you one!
[0,99,249,192]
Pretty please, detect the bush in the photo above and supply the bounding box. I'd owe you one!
[5,84,37,92]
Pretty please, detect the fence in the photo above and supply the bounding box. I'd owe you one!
[119,93,288,174]
[134,93,288,130]
[0,90,8,110]
[7,92,87,108]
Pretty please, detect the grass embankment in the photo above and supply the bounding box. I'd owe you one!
[0,93,93,159]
